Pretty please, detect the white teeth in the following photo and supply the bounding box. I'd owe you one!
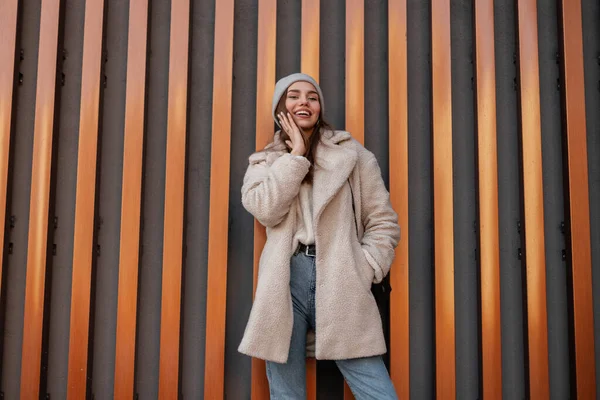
[296,111,310,116]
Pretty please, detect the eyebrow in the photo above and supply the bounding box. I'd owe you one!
[288,89,319,96]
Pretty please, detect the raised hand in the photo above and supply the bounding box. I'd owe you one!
[278,111,307,156]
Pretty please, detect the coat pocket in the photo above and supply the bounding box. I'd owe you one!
[353,240,375,289]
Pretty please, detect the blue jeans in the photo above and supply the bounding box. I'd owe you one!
[265,252,398,399]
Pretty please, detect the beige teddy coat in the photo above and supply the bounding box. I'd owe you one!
[238,129,400,363]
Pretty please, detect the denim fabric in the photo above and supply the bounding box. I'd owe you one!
[265,252,398,399]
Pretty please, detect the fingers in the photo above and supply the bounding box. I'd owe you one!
[277,112,287,134]
[278,112,293,134]
[277,112,290,133]
[279,112,307,156]
[284,112,298,130]
[278,112,299,134]
[278,112,305,155]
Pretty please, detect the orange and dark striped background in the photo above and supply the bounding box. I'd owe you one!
[0,0,598,398]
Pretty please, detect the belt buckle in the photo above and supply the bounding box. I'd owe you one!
[305,245,315,257]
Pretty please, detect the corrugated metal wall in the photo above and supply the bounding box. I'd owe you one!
[0,0,598,398]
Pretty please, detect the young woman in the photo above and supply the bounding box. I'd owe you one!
[239,73,400,399]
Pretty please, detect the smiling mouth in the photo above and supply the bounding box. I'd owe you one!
[294,111,311,117]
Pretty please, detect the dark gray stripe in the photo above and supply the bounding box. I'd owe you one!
[407,0,434,397]
[223,0,258,397]
[451,0,479,398]
[495,0,527,397]
[1,0,41,396]
[180,0,215,397]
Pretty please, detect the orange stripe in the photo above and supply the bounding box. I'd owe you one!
[388,0,409,398]
[301,0,320,396]
[20,0,62,396]
[306,358,317,400]
[474,0,502,398]
[203,0,235,398]
[113,0,149,397]
[157,0,190,396]
[345,0,364,143]
[0,0,18,297]
[516,0,549,397]
[341,373,353,399]
[252,0,276,398]
[559,0,596,397]
[345,1,364,397]
[431,0,456,397]
[301,0,320,81]
[66,0,106,396]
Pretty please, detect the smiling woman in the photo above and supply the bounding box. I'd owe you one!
[239,72,401,398]
[282,82,321,135]
[273,74,334,184]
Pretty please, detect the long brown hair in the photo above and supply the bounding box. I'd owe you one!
[275,90,334,183]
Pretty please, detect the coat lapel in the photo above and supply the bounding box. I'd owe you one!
[312,130,357,223]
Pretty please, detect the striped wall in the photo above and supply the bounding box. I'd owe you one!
[0,0,598,398]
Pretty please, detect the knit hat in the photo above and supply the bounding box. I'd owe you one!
[272,73,325,127]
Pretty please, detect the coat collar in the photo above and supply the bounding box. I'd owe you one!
[268,129,357,222]
[312,130,356,223]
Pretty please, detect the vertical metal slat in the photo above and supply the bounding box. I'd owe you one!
[474,0,502,398]
[431,0,456,397]
[157,0,190,396]
[20,0,62,397]
[252,0,276,398]
[346,0,364,144]
[516,0,550,397]
[301,0,320,397]
[0,0,19,297]
[66,0,106,396]
[113,0,149,397]
[203,0,234,398]
[345,1,365,397]
[388,0,409,398]
[301,0,320,81]
[559,0,596,397]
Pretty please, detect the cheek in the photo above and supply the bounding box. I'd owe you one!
[285,100,295,113]
[312,104,321,118]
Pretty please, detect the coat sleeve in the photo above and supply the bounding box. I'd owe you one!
[358,151,401,283]
[241,152,311,227]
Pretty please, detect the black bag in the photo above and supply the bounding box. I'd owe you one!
[348,179,392,315]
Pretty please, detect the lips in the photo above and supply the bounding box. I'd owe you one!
[294,110,311,117]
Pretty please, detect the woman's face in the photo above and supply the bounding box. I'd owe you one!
[285,81,321,135]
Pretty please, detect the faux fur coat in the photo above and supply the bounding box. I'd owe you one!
[238,129,400,362]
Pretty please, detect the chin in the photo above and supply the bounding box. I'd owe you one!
[298,122,317,131]
[301,127,317,135]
